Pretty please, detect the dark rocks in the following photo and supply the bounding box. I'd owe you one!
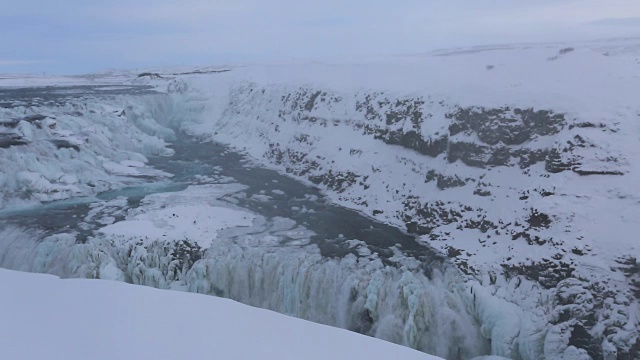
[0,119,21,128]
[352,309,375,334]
[447,141,492,167]
[425,170,469,190]
[402,198,463,234]
[568,323,602,359]
[545,148,573,173]
[304,91,322,111]
[50,139,80,151]
[447,246,463,258]
[284,89,575,172]
[22,114,47,122]
[0,115,46,128]
[526,209,552,229]
[354,94,451,157]
[502,261,575,289]
[548,47,575,61]
[266,143,319,177]
[402,198,499,237]
[487,146,512,166]
[171,69,230,76]
[464,219,497,233]
[615,256,639,277]
[356,95,424,127]
[447,106,565,145]
[375,129,448,157]
[615,256,640,299]
[545,135,625,176]
[473,188,492,197]
[172,239,203,273]
[0,133,28,148]
[137,72,163,79]
[443,106,567,169]
[573,169,624,176]
[516,149,549,168]
[309,170,359,193]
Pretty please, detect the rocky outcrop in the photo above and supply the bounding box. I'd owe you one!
[0,133,28,148]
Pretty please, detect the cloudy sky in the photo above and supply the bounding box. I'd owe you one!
[1,0,640,74]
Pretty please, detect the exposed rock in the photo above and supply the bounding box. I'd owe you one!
[0,119,21,128]
[49,139,80,151]
[526,209,552,229]
[447,106,566,145]
[425,170,469,190]
[309,170,360,194]
[568,323,602,359]
[447,141,493,167]
[375,129,448,157]
[502,261,575,289]
[0,115,46,128]
[0,133,28,148]
[137,72,163,79]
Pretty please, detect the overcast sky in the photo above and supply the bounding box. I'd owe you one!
[1,0,640,74]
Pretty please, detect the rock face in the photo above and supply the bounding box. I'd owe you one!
[0,133,28,148]
[187,60,639,360]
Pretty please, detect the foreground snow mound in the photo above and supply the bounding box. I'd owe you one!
[0,268,439,360]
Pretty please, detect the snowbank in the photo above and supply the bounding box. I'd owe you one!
[0,268,440,360]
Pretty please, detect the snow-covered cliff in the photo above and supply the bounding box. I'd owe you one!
[165,43,640,359]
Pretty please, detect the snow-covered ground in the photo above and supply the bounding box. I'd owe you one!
[0,268,439,360]
[1,38,640,359]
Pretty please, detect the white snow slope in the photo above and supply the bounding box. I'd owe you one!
[0,268,439,360]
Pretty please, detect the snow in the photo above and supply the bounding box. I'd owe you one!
[99,202,255,248]
[2,38,640,359]
[0,268,439,360]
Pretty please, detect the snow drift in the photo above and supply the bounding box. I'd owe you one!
[0,268,440,360]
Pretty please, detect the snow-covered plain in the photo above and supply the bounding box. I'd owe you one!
[0,268,439,360]
[1,38,640,359]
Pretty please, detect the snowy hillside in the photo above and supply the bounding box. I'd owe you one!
[170,42,640,359]
[0,268,439,360]
[0,39,639,360]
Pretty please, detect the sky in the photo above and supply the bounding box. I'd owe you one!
[1,0,640,74]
